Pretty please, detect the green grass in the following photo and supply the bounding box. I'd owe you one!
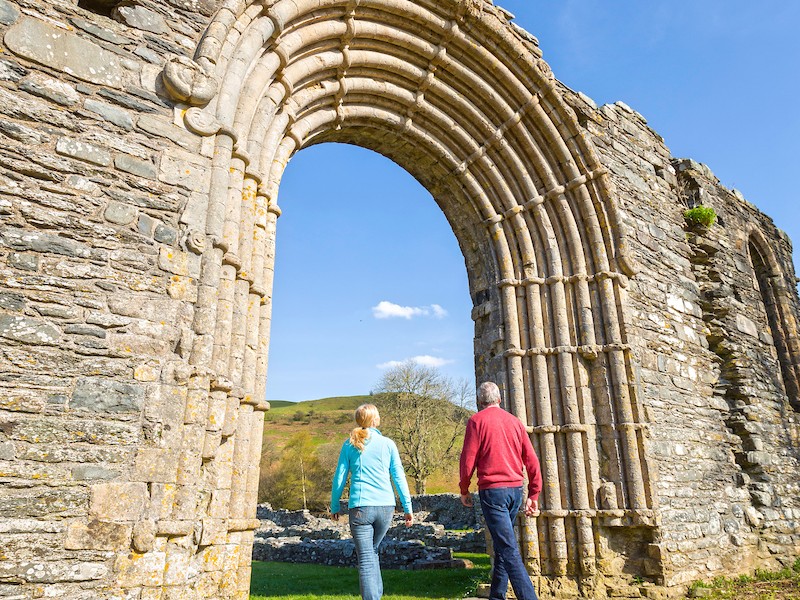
[687,558,800,599]
[249,553,491,600]
[265,396,370,417]
[268,400,298,409]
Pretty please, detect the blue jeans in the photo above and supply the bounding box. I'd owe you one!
[479,487,539,600]
[349,505,394,600]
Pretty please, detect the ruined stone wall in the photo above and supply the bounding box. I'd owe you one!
[0,1,234,598]
[565,90,800,586]
[0,0,799,598]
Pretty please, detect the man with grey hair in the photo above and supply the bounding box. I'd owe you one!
[459,381,542,600]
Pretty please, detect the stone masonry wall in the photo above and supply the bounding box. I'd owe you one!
[0,1,225,598]
[0,0,799,598]
[564,89,800,586]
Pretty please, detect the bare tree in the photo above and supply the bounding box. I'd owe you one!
[374,361,471,494]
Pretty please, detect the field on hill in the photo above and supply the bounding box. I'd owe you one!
[263,395,368,447]
[259,395,462,508]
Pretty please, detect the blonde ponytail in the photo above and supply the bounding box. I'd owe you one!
[350,404,380,451]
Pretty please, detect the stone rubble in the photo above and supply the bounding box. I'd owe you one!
[253,499,485,569]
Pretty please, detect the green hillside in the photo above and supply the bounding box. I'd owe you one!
[259,394,462,501]
[260,395,371,456]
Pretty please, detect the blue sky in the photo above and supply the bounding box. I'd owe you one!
[265,1,800,402]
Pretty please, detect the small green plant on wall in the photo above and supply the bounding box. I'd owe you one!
[684,205,717,228]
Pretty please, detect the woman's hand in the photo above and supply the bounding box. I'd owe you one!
[404,513,414,527]
[331,511,339,521]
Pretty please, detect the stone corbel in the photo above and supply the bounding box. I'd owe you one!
[162,56,219,106]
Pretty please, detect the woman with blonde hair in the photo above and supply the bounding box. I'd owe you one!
[331,403,413,600]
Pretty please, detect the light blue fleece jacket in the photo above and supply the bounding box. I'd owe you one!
[330,428,413,514]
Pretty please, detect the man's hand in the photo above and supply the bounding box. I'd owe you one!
[460,493,473,508]
[331,511,339,521]
[404,513,414,528]
[524,496,539,517]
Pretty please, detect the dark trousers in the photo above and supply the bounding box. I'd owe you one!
[479,486,539,600]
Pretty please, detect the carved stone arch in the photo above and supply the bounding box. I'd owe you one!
[747,227,800,410]
[161,0,655,596]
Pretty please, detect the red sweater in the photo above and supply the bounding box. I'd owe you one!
[459,405,542,500]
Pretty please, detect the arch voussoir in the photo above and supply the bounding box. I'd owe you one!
[160,0,651,597]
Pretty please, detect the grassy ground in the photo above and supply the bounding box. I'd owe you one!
[249,553,491,600]
[250,556,800,600]
[688,559,800,599]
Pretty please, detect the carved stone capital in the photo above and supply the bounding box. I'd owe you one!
[162,56,218,106]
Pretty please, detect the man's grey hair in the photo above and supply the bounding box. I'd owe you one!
[477,381,501,406]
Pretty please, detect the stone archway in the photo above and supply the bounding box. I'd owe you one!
[4,1,800,597]
[161,0,655,596]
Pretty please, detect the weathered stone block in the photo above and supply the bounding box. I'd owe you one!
[85,98,134,130]
[0,117,51,145]
[133,447,179,483]
[735,313,759,338]
[115,154,158,179]
[90,482,148,521]
[0,292,26,312]
[132,519,157,552]
[147,483,177,521]
[113,4,168,34]
[154,224,178,245]
[167,275,198,301]
[0,488,87,518]
[56,137,113,167]
[70,16,132,46]
[71,465,120,481]
[0,315,61,346]
[136,114,200,151]
[71,378,145,413]
[137,212,158,237]
[164,545,193,585]
[65,519,132,550]
[0,57,26,83]
[0,228,91,258]
[134,363,161,382]
[0,0,20,25]
[7,252,38,271]
[0,389,48,413]
[0,441,16,460]
[64,324,107,338]
[104,201,138,225]
[158,150,211,193]
[5,17,123,87]
[158,247,192,276]
[109,333,171,357]
[114,551,166,587]
[0,560,108,583]
[19,72,80,107]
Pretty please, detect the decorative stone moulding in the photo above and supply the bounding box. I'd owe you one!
[184,107,223,136]
[162,56,219,106]
[184,229,207,254]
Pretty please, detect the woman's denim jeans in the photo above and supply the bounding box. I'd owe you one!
[479,487,539,600]
[349,505,395,600]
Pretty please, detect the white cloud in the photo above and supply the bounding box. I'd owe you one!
[372,300,448,320]
[430,304,448,318]
[377,355,455,370]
